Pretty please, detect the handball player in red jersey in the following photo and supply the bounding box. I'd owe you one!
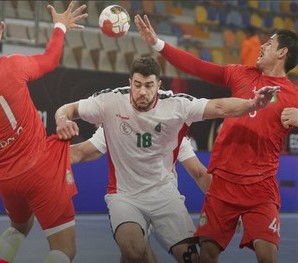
[135,14,298,263]
[0,2,87,263]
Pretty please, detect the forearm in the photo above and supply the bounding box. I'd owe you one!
[195,172,212,194]
[203,97,256,119]
[33,23,66,75]
[70,141,102,164]
[183,157,212,194]
[55,102,79,122]
[189,167,212,194]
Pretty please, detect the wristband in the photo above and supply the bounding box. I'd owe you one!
[54,22,66,33]
[152,38,165,52]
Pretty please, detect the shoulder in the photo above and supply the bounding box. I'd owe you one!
[159,91,195,102]
[93,86,130,98]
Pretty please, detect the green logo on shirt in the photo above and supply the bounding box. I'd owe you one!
[155,123,161,132]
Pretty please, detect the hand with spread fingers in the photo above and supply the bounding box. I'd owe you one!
[47,0,88,31]
[252,86,280,110]
[134,14,158,46]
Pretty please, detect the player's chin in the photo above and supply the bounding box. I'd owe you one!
[136,103,149,111]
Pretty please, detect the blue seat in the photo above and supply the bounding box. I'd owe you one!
[171,23,183,38]
[263,14,273,28]
[155,1,166,14]
[241,11,251,28]
[157,21,172,35]
[259,1,270,10]
[238,0,248,8]
[200,48,212,62]
[227,10,243,28]
[218,8,228,26]
[131,0,142,12]
[290,1,298,12]
[207,6,218,22]
[271,1,281,13]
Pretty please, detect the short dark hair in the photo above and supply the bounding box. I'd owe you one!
[130,57,161,79]
[276,29,298,72]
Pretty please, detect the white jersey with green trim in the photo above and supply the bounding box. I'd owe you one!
[79,86,208,195]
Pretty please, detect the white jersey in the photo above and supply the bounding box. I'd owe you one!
[89,127,196,187]
[89,127,196,162]
[79,86,208,195]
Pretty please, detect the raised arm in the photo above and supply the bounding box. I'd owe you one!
[33,1,88,76]
[47,0,88,31]
[134,14,226,86]
[203,86,280,119]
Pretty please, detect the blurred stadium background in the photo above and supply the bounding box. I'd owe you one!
[0,1,297,261]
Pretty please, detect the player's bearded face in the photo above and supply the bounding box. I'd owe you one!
[130,74,161,111]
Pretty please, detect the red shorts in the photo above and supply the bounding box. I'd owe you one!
[0,135,77,230]
[195,175,280,250]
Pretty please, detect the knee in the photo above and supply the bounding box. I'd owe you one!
[63,246,76,261]
[199,241,221,262]
[254,240,277,263]
[256,251,277,263]
[121,244,145,263]
[172,243,199,263]
[11,215,34,237]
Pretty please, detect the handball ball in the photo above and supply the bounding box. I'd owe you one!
[99,5,130,38]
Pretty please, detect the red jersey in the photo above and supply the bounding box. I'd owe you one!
[0,27,65,179]
[161,43,298,184]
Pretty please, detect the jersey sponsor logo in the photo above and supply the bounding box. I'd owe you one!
[116,113,130,120]
[120,122,132,135]
[0,126,24,150]
[270,93,278,103]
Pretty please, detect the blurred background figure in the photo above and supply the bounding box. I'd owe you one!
[240,26,261,66]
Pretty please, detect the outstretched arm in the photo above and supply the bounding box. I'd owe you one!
[47,0,88,31]
[134,14,226,86]
[281,107,298,128]
[33,1,88,76]
[203,86,280,119]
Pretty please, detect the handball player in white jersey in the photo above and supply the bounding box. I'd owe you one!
[70,126,211,263]
[55,57,277,263]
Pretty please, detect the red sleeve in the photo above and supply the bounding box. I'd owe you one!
[31,27,65,78]
[160,42,227,87]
